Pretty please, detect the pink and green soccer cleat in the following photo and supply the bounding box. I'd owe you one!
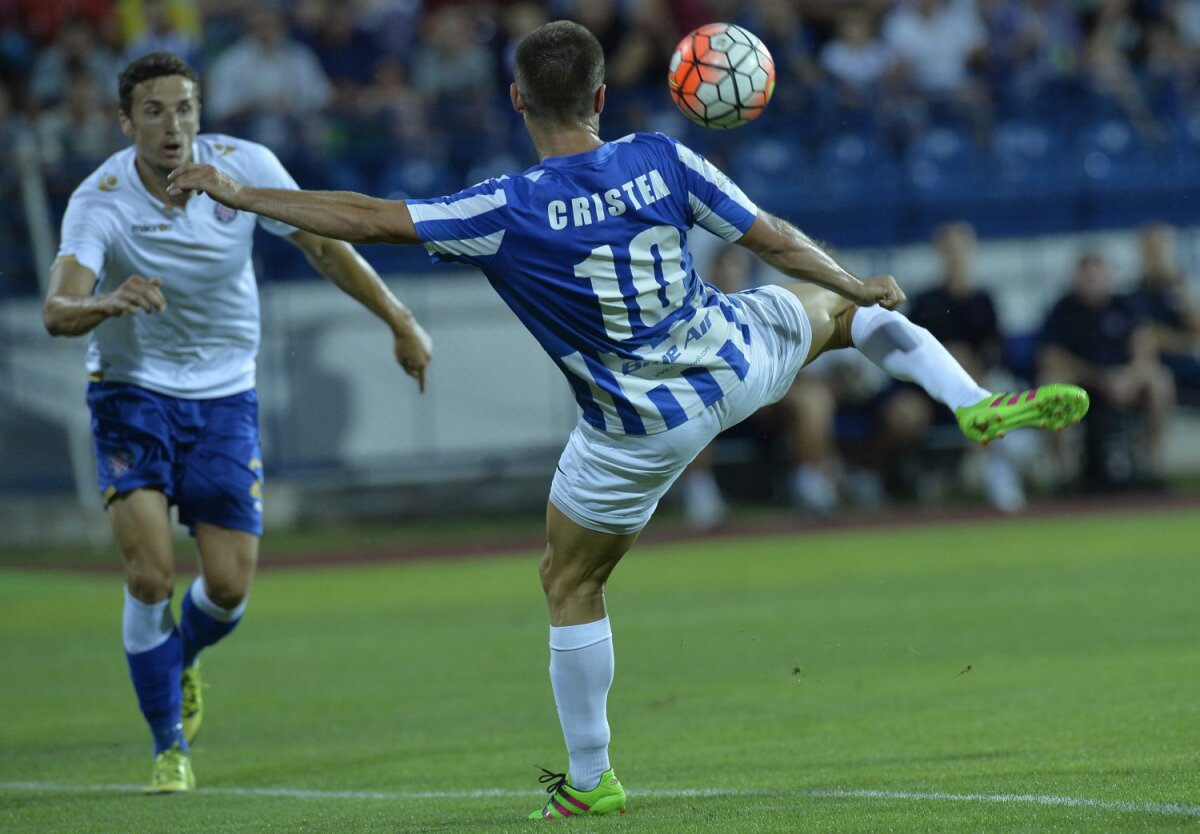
[956,384,1090,444]
[528,767,627,820]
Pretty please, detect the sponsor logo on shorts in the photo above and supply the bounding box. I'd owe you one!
[108,449,134,477]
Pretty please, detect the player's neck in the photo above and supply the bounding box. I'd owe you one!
[134,153,189,209]
[528,122,604,162]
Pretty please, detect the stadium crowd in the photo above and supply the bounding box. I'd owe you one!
[2,0,1197,506]
[2,0,1200,288]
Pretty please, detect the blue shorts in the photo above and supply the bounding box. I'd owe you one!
[87,382,264,536]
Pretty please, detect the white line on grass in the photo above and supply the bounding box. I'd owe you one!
[3,781,1198,820]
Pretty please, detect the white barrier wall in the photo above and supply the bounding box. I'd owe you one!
[1,226,1197,542]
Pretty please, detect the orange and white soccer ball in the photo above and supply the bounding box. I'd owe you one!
[668,23,775,129]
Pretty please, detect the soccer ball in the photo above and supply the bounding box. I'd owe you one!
[668,23,776,129]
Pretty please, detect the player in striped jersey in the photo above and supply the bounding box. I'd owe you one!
[168,21,1090,819]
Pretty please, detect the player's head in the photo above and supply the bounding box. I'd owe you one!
[118,51,200,175]
[512,21,605,128]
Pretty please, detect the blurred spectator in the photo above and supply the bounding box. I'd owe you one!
[908,221,1030,511]
[28,18,120,108]
[884,0,987,97]
[820,8,895,110]
[501,2,550,82]
[679,246,841,529]
[35,70,124,200]
[981,0,1082,101]
[1125,224,1200,404]
[118,0,202,69]
[11,0,113,48]
[0,82,35,297]
[297,0,378,92]
[883,0,991,133]
[741,0,822,117]
[410,5,494,101]
[1079,0,1163,139]
[205,5,333,157]
[1039,252,1176,485]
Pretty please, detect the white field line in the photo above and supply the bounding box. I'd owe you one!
[2,781,1198,819]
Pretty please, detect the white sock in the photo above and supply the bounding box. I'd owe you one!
[682,470,726,530]
[190,576,248,622]
[790,464,837,513]
[122,587,174,654]
[850,305,990,411]
[548,617,614,792]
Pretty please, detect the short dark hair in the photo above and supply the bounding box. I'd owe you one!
[118,52,199,116]
[514,21,604,124]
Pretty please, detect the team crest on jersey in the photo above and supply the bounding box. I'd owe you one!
[213,143,237,157]
[214,203,238,223]
[97,175,119,192]
[107,449,134,477]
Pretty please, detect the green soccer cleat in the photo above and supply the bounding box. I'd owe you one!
[144,744,195,795]
[181,662,203,744]
[956,384,1090,445]
[528,767,626,820]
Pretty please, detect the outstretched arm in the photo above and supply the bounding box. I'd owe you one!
[287,230,432,392]
[166,163,420,246]
[737,210,905,309]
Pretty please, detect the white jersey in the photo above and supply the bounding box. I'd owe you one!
[56,134,299,398]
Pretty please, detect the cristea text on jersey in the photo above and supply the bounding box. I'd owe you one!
[546,169,673,230]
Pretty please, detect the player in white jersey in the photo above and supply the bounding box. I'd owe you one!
[167,23,1089,818]
[41,52,432,793]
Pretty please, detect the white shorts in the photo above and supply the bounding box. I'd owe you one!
[549,285,813,535]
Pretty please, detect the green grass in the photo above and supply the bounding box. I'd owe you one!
[1,511,1198,832]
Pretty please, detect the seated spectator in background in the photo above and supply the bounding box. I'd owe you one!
[119,0,202,69]
[1079,0,1163,140]
[35,70,125,200]
[908,221,1031,511]
[1126,224,1200,404]
[741,0,822,116]
[1039,252,1175,480]
[297,0,378,94]
[982,0,1082,99]
[0,82,35,296]
[820,7,895,111]
[883,0,990,133]
[680,246,840,529]
[28,18,120,108]
[410,5,494,101]
[205,4,332,157]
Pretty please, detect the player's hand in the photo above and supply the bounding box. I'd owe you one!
[105,275,166,317]
[166,163,244,207]
[855,275,906,310]
[393,316,433,393]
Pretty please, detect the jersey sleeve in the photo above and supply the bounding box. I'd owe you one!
[406,178,510,267]
[241,142,302,237]
[56,190,112,277]
[669,138,758,242]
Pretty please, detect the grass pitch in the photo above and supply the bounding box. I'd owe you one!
[1,510,1197,832]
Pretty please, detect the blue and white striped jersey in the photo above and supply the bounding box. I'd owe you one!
[408,132,760,436]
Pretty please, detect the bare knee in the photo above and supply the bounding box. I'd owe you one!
[124,557,174,603]
[202,573,251,610]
